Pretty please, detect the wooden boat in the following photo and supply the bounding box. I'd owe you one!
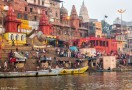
[0,71,36,78]
[37,68,63,76]
[59,66,88,75]
[0,68,63,78]
[96,69,113,72]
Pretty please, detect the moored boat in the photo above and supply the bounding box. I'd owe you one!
[37,68,63,76]
[59,66,88,75]
[96,69,113,72]
[0,71,36,78]
[0,68,63,78]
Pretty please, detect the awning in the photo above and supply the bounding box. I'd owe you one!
[46,38,56,41]
[70,46,78,52]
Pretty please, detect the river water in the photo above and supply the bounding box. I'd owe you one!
[0,72,132,90]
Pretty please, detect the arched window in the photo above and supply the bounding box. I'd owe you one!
[21,35,24,41]
[16,34,19,40]
[56,11,58,17]
[11,34,14,40]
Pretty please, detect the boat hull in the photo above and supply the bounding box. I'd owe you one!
[0,68,63,78]
[59,66,88,75]
[96,69,113,72]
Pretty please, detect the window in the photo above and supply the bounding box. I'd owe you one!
[30,8,33,12]
[25,0,27,1]
[17,13,21,19]
[42,1,44,5]
[21,35,24,41]
[16,34,19,40]
[11,34,14,40]
[56,12,58,17]
[25,7,27,11]
[96,40,98,46]
[125,44,127,48]
[97,35,100,38]
[106,42,108,46]
[34,16,37,21]
[45,11,48,15]
[38,0,40,5]
[103,41,105,46]
[100,41,103,46]
[24,14,28,20]
[64,30,67,35]
[34,0,36,3]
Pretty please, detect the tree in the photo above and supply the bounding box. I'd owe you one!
[101,20,110,34]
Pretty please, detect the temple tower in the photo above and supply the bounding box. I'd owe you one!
[39,9,52,35]
[70,5,79,29]
[79,1,89,22]
[5,4,21,33]
[60,3,68,24]
[4,4,26,45]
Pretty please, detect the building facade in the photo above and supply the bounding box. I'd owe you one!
[0,0,100,43]
[110,24,128,53]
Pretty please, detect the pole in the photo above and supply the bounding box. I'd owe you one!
[104,15,108,53]
[104,16,106,34]
[117,9,126,53]
[70,26,71,46]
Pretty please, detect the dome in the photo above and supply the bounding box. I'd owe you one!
[60,4,68,16]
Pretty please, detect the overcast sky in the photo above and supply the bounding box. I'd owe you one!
[62,0,132,24]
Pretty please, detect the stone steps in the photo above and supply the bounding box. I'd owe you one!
[25,59,37,71]
[2,46,32,50]
[0,46,33,59]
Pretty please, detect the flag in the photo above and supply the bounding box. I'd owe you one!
[105,15,108,18]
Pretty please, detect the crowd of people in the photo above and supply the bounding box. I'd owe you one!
[0,42,132,72]
[0,48,27,72]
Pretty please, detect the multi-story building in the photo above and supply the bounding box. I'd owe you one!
[88,21,103,38]
[110,23,128,53]
[126,26,132,53]
[0,0,91,42]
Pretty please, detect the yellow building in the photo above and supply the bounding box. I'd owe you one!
[18,19,32,34]
[4,33,26,45]
[116,34,127,53]
[94,22,102,38]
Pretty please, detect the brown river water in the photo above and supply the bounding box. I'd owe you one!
[0,72,132,90]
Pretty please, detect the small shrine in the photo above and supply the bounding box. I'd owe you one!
[4,4,26,45]
[39,9,52,35]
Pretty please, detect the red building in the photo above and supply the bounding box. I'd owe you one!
[72,37,117,54]
[39,9,52,35]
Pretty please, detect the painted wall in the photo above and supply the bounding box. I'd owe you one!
[29,21,39,30]
[94,22,102,37]
[103,56,116,70]
[4,33,26,45]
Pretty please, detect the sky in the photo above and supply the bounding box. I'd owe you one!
[62,0,132,24]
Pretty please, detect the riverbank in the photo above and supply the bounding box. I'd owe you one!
[113,65,132,72]
[87,65,132,72]
[0,72,132,90]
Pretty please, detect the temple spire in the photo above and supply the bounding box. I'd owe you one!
[62,2,63,7]
[83,0,84,5]
[79,1,89,22]
[70,5,79,29]
[70,5,78,19]
[5,4,21,33]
